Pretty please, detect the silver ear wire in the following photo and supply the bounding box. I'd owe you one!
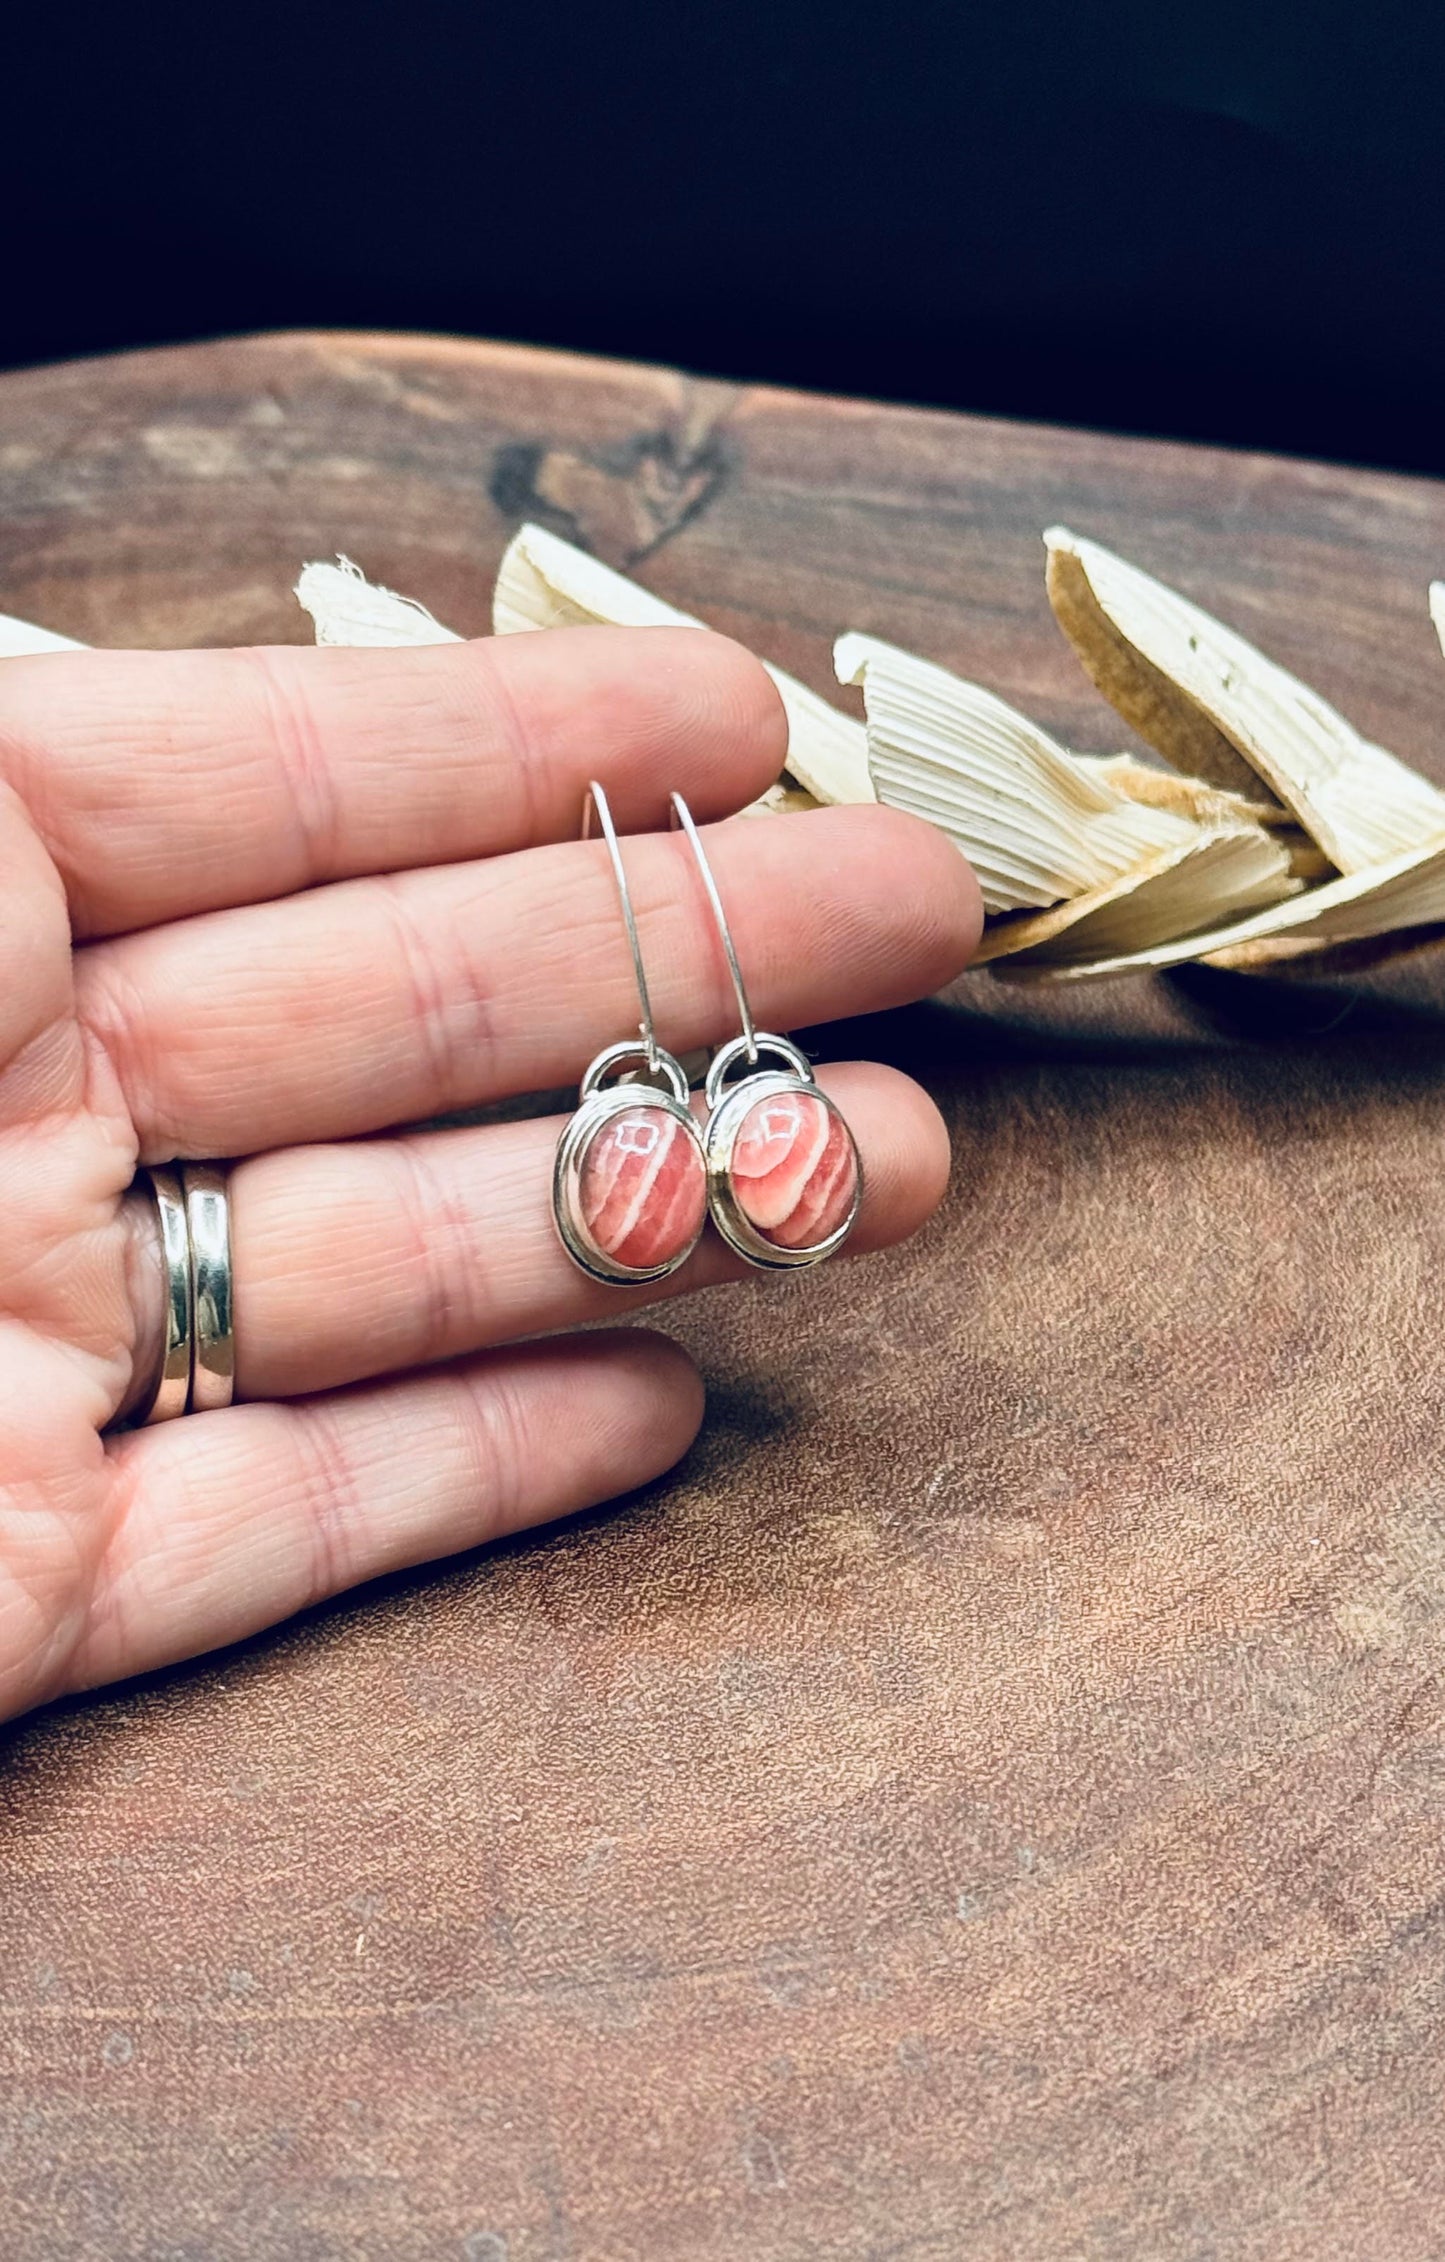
[669,793,758,1066]
[584,780,659,1074]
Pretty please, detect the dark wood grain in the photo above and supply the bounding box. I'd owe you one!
[3,332,1445,2261]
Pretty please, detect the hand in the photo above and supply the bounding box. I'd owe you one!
[0,627,980,1721]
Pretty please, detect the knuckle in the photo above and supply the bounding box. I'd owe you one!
[288,1400,367,1604]
[235,646,344,887]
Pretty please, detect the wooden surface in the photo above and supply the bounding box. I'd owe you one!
[4,333,1445,2260]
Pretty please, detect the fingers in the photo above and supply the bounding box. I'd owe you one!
[0,630,787,937]
[230,1062,948,1397]
[78,1332,702,1693]
[81,805,983,1157]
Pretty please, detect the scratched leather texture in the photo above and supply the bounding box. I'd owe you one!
[2,335,1444,2261]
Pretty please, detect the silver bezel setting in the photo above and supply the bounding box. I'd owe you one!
[702,1034,862,1272]
[553,1044,706,1286]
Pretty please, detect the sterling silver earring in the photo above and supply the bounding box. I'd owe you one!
[671,794,862,1270]
[552,784,708,1285]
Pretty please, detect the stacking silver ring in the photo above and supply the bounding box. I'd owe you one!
[182,1163,235,1414]
[136,1162,234,1423]
[145,1166,194,1423]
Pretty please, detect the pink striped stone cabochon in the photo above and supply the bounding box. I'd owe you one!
[577,1103,706,1269]
[731,1088,858,1250]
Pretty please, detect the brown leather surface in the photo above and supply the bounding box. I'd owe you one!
[3,334,1445,2259]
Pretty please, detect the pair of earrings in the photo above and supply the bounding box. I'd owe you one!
[553,784,862,1285]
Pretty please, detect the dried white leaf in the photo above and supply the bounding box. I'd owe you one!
[835,629,1179,912]
[295,556,461,647]
[1046,527,1445,872]
[494,522,872,806]
[0,612,86,656]
[975,827,1304,967]
[746,778,821,815]
[1000,833,1445,982]
[494,521,693,637]
[1080,751,1279,832]
[1082,752,1330,884]
[834,631,1297,952]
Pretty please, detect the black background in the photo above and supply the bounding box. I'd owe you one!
[4,1,1443,472]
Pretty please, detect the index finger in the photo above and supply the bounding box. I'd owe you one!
[0,627,787,938]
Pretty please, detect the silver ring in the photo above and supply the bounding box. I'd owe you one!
[142,1165,193,1423]
[181,1163,235,1411]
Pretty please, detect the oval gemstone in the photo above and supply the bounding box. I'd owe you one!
[731,1088,858,1250]
[577,1104,706,1269]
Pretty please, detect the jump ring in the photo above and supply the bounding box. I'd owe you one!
[579,1039,690,1106]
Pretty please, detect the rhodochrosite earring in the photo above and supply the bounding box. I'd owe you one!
[671,794,862,1269]
[553,785,708,1285]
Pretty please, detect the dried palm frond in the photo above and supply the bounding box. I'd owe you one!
[1046,527,1445,872]
[835,631,1299,963]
